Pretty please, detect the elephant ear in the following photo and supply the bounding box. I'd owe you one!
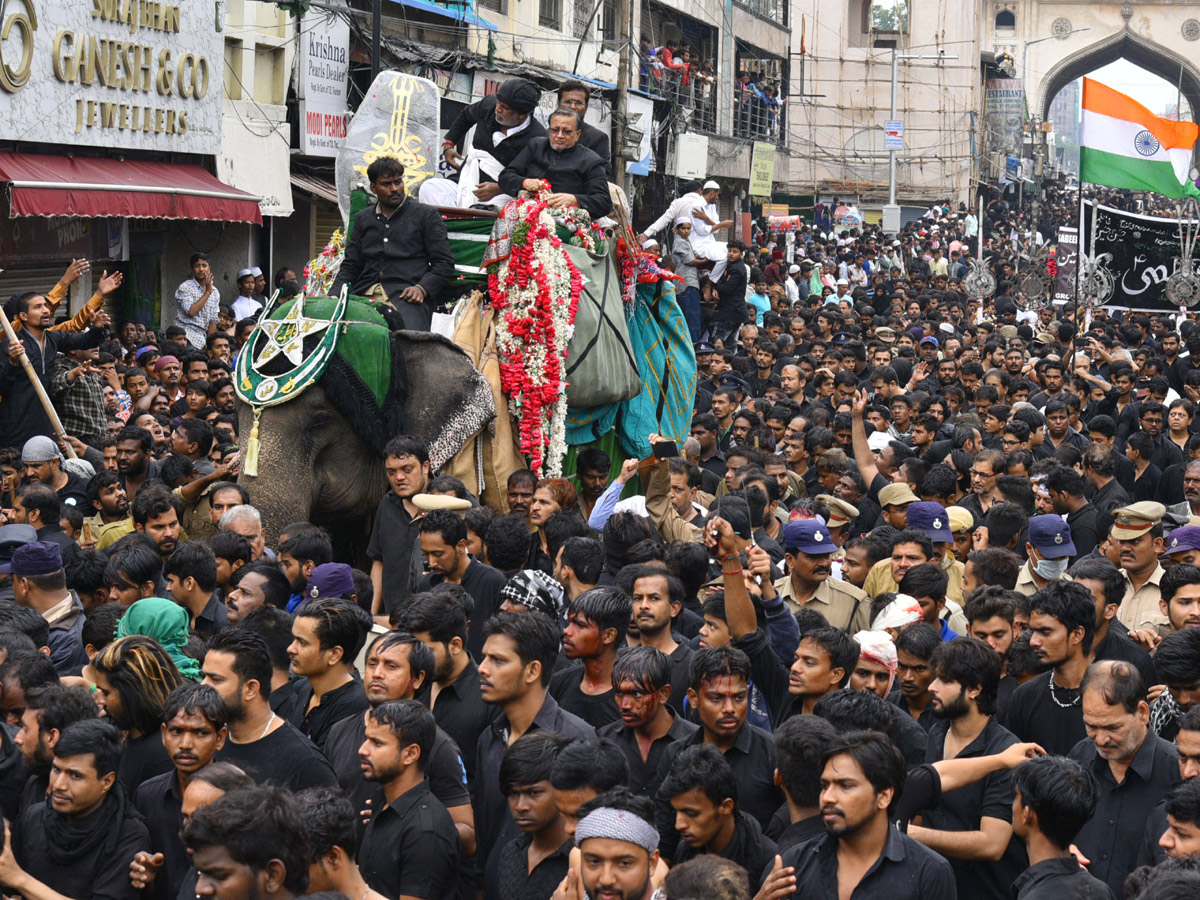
[317,350,408,457]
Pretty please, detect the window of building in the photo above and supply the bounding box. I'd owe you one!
[600,0,616,40]
[540,0,562,30]
[478,0,506,14]
[870,0,908,33]
[995,10,1015,29]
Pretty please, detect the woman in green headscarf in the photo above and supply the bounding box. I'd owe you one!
[116,597,203,681]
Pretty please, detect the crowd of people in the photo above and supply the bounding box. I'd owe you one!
[1,173,1200,900]
[636,39,782,139]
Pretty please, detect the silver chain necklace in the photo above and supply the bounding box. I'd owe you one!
[1048,674,1080,708]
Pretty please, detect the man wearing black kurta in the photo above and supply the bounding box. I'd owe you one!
[421,78,546,209]
[332,157,455,331]
[499,109,612,220]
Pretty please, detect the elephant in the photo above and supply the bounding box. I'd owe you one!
[236,330,495,544]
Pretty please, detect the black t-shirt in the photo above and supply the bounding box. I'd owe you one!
[418,560,508,660]
[117,731,173,796]
[421,660,498,791]
[0,722,27,821]
[325,711,470,839]
[133,771,187,900]
[548,666,621,729]
[214,720,338,790]
[13,794,152,900]
[998,671,1085,756]
[367,491,421,617]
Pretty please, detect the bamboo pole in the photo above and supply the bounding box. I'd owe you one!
[0,304,78,460]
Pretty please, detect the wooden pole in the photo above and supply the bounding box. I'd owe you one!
[0,305,78,459]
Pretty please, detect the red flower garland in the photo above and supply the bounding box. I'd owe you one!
[488,190,584,476]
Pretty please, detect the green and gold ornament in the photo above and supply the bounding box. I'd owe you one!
[235,288,348,475]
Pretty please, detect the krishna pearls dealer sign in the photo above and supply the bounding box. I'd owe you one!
[0,0,222,153]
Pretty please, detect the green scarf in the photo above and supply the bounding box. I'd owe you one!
[116,597,202,681]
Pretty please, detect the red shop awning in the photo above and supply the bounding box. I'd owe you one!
[0,153,263,225]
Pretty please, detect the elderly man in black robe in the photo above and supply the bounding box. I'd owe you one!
[332,157,455,331]
[557,80,611,173]
[419,77,545,210]
[498,108,613,220]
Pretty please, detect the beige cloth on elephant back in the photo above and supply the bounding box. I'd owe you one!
[444,291,524,511]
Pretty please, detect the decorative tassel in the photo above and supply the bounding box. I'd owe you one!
[244,408,262,477]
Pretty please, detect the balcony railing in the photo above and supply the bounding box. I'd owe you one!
[644,68,786,147]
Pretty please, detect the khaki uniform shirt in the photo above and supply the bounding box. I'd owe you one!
[774,573,871,633]
[1118,564,1166,631]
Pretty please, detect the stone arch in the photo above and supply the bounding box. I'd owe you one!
[1037,29,1200,129]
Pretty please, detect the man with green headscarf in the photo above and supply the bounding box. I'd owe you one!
[117,598,203,681]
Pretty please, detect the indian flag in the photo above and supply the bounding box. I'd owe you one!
[1080,77,1200,199]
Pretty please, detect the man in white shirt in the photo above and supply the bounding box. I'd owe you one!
[689,180,732,282]
[231,269,264,321]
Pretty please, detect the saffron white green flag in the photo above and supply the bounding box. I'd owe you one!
[1080,77,1200,199]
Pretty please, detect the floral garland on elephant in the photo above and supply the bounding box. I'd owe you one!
[483,184,600,476]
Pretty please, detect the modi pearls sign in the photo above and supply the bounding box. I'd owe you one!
[0,0,221,153]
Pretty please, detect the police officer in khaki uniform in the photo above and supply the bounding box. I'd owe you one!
[1110,501,1167,632]
[818,494,859,583]
[774,518,871,633]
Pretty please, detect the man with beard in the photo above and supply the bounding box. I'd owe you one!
[1070,557,1155,688]
[400,592,495,793]
[567,788,661,900]
[20,438,89,509]
[908,638,1027,900]
[574,449,610,522]
[999,581,1096,754]
[0,291,107,448]
[622,563,693,714]
[1068,660,1181,898]
[14,684,97,813]
[423,77,545,210]
[331,157,454,331]
[131,684,227,900]
[323,631,473,852]
[506,470,537,518]
[776,731,955,900]
[130,490,182,562]
[1,719,151,900]
[416,510,506,660]
[85,472,129,537]
[369,436,430,619]
[113,426,159,501]
[357,700,460,900]
[204,629,337,791]
[183,785,308,900]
